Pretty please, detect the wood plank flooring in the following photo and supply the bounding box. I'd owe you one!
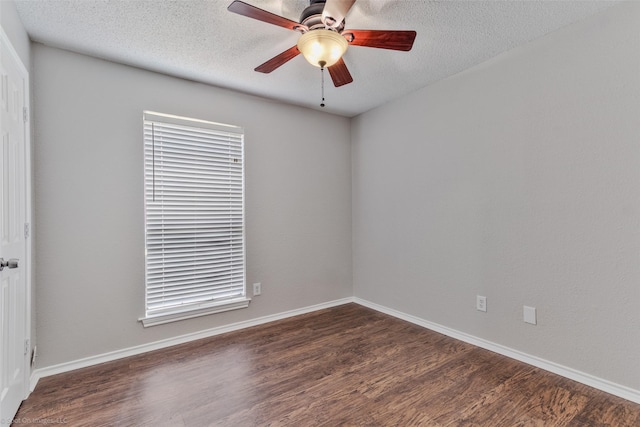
[14,304,640,426]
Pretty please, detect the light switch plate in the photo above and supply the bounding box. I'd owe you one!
[524,306,537,325]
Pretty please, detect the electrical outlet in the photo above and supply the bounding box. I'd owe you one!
[476,295,487,312]
[253,283,261,296]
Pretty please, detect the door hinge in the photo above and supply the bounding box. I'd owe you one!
[24,223,30,239]
[23,107,28,122]
[24,339,30,356]
[31,345,37,367]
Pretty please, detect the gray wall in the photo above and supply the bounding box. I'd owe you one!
[32,44,352,367]
[352,2,640,390]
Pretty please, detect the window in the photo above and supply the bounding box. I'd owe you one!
[141,111,247,327]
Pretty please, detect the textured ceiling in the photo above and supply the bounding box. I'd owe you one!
[15,0,617,117]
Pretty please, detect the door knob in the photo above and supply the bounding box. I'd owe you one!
[0,258,19,271]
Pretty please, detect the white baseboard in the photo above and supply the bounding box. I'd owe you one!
[354,297,640,405]
[30,296,640,406]
[30,297,355,391]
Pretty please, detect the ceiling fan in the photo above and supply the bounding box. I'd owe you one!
[227,0,417,87]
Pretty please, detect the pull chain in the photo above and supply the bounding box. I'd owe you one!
[319,60,326,107]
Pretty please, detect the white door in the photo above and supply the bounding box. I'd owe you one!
[0,28,30,422]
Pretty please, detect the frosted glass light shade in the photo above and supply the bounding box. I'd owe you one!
[297,29,348,68]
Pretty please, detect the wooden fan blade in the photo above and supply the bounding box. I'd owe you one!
[228,0,306,32]
[255,46,300,73]
[328,58,353,87]
[343,30,417,51]
[322,0,356,28]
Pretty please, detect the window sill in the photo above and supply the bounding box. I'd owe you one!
[139,297,251,327]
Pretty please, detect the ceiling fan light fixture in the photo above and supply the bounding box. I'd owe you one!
[297,29,348,68]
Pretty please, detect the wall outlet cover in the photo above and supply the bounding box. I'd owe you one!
[524,306,537,325]
[476,295,487,312]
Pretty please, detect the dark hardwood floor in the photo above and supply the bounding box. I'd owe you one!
[14,304,640,426]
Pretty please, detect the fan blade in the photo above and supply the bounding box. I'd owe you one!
[322,0,356,28]
[343,30,417,51]
[255,46,300,73]
[328,58,353,87]
[228,1,306,32]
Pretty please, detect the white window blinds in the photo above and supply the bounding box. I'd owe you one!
[143,111,246,322]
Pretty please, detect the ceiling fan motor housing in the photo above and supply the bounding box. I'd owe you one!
[300,0,345,32]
